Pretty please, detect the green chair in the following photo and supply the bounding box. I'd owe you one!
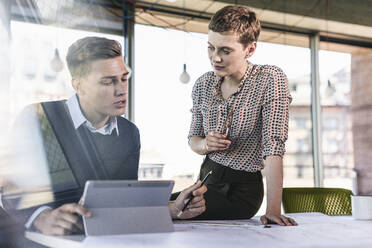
[282,187,352,215]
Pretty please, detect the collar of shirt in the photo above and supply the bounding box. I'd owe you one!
[213,62,254,99]
[66,94,119,136]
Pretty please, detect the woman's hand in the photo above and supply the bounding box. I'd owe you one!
[260,213,298,226]
[204,131,231,152]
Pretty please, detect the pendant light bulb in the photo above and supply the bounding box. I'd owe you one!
[51,48,64,73]
[325,79,335,97]
[179,63,190,84]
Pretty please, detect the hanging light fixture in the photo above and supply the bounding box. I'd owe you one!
[50,48,64,73]
[179,0,190,84]
[179,64,190,84]
[50,1,64,73]
[325,79,336,97]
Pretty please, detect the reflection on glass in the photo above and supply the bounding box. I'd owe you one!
[134,24,209,192]
[1,21,123,209]
[135,24,314,196]
[319,45,355,189]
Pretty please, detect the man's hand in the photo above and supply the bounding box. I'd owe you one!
[33,203,92,236]
[169,181,207,219]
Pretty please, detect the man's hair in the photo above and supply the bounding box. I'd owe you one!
[209,5,261,47]
[66,36,123,78]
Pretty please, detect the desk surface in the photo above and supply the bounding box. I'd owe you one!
[26,213,372,248]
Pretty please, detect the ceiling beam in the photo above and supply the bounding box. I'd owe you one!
[213,0,372,28]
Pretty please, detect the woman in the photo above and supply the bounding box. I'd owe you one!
[188,5,297,226]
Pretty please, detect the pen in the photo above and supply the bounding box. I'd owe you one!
[225,126,230,136]
[177,170,213,218]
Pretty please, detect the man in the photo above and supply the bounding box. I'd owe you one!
[6,37,206,236]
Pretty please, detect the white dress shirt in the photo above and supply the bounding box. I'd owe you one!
[66,94,119,136]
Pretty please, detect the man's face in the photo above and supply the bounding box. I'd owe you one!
[75,56,129,120]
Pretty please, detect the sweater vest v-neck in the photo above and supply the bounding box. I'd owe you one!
[36,101,140,206]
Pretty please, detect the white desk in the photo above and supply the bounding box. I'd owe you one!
[26,213,372,248]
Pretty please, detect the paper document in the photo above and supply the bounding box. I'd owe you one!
[82,213,372,248]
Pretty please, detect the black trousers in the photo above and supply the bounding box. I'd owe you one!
[171,157,264,220]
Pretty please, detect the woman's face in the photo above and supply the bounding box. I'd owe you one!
[207,30,256,78]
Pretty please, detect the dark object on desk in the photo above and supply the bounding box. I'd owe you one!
[282,187,352,215]
[0,207,20,248]
[81,180,175,236]
[0,207,43,248]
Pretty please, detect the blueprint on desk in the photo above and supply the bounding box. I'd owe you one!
[82,213,372,248]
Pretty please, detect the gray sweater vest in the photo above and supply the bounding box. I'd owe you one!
[37,101,140,207]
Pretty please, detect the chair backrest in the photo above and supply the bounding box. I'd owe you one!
[282,187,352,215]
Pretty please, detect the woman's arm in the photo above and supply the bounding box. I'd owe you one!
[189,136,208,155]
[260,155,297,226]
[259,66,297,226]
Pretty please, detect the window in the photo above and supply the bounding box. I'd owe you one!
[251,38,314,188]
[323,118,339,130]
[135,25,314,217]
[297,138,310,153]
[323,139,339,153]
[9,21,123,119]
[295,118,307,129]
[318,43,372,189]
[4,21,124,208]
[134,24,209,192]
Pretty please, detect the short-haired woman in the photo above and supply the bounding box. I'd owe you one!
[188,5,297,226]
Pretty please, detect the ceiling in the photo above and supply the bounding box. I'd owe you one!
[10,0,372,51]
[135,0,372,49]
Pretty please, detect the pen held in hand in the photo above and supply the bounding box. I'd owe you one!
[177,170,213,218]
[225,126,230,137]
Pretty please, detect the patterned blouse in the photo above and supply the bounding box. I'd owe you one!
[188,63,292,172]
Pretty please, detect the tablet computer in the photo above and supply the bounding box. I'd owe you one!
[81,180,174,236]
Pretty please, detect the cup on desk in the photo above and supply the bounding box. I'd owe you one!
[351,195,372,220]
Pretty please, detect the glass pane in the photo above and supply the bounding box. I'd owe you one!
[319,43,372,191]
[9,21,123,118]
[134,24,210,192]
[134,24,313,216]
[251,39,314,188]
[2,21,123,208]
